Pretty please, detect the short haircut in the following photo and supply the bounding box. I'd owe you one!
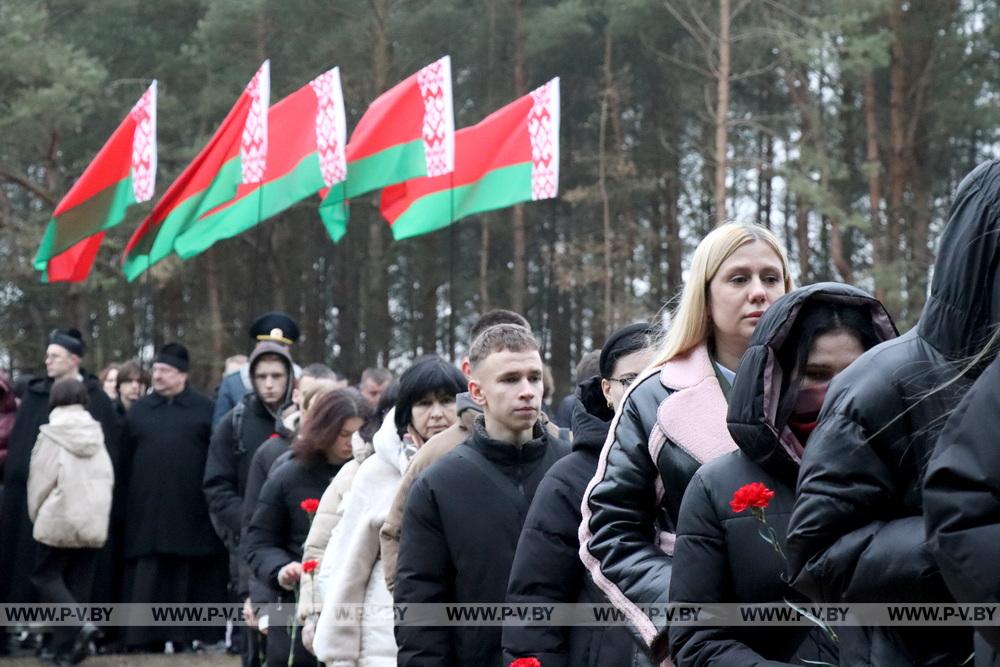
[302,363,338,381]
[50,377,89,409]
[116,360,149,389]
[469,324,540,369]
[574,350,602,382]
[470,309,531,341]
[361,367,393,386]
[225,354,248,367]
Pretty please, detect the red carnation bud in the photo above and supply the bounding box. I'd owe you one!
[729,482,775,513]
[300,498,320,514]
[510,659,542,667]
[302,560,319,575]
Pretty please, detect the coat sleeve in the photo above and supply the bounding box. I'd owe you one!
[925,358,1000,650]
[297,461,355,621]
[580,382,668,645]
[786,412,947,604]
[203,412,242,551]
[668,473,777,666]
[501,471,583,667]
[245,475,296,588]
[212,374,240,427]
[393,476,457,667]
[27,434,58,522]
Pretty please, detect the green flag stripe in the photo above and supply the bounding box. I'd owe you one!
[34,176,136,270]
[174,153,325,259]
[390,162,532,241]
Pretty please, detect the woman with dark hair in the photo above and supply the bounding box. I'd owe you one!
[114,361,148,415]
[244,388,371,666]
[665,283,897,666]
[99,364,119,401]
[312,357,465,666]
[504,323,657,667]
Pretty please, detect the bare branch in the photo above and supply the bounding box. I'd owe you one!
[663,1,717,67]
[731,61,781,81]
[0,166,58,207]
[731,0,754,21]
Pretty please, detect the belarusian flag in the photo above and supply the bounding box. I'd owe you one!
[122,61,270,280]
[317,55,454,241]
[34,81,157,283]
[380,77,559,240]
[173,67,346,259]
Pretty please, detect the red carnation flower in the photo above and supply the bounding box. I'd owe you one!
[300,498,320,514]
[510,659,542,667]
[302,560,319,575]
[729,482,775,513]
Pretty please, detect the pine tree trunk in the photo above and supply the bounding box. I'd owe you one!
[714,0,730,227]
[510,0,527,313]
[204,247,225,365]
[599,29,614,333]
[864,73,886,301]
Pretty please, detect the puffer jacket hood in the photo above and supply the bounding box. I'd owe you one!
[248,341,295,412]
[571,377,613,456]
[728,282,898,484]
[918,158,1000,362]
[38,405,106,458]
[373,407,410,476]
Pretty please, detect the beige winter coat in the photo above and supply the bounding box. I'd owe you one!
[297,429,375,621]
[28,405,114,548]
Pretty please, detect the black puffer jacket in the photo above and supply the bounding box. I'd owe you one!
[503,379,650,667]
[394,418,569,667]
[668,283,896,666]
[787,158,1000,666]
[581,340,741,646]
[925,356,1000,667]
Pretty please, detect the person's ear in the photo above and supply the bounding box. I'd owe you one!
[468,378,487,407]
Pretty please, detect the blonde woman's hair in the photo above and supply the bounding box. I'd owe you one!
[652,223,793,366]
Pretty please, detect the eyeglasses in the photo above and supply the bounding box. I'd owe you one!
[608,374,639,388]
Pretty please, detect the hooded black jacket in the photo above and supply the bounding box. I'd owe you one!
[394,418,569,667]
[503,379,650,667]
[786,159,1000,666]
[925,355,1000,667]
[668,283,896,666]
[203,344,294,561]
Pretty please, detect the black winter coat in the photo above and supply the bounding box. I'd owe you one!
[241,434,292,602]
[0,372,121,603]
[925,356,1000,667]
[244,455,342,593]
[503,379,649,667]
[122,386,225,558]
[668,283,895,667]
[580,341,741,647]
[786,159,1000,666]
[394,418,569,667]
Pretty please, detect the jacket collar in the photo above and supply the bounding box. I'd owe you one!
[467,416,549,468]
[150,384,195,407]
[656,343,738,464]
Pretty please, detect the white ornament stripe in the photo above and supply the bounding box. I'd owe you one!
[310,67,347,187]
[241,61,270,184]
[129,81,157,202]
[417,55,454,177]
[528,77,560,200]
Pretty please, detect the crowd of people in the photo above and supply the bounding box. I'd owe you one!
[0,158,999,667]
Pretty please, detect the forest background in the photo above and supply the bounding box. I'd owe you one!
[1,0,998,396]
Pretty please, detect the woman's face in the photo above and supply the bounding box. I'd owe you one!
[118,377,143,405]
[103,369,118,398]
[601,348,655,411]
[328,416,365,464]
[708,241,787,357]
[409,391,458,441]
[800,329,866,389]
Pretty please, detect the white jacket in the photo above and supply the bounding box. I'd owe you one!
[27,405,114,548]
[313,411,411,667]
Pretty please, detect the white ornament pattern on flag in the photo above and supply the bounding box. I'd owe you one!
[241,63,269,184]
[129,82,157,202]
[417,56,454,177]
[528,78,560,200]
[310,69,347,187]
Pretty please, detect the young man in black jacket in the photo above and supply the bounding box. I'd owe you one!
[394,324,570,667]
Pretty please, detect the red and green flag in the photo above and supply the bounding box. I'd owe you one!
[318,55,454,241]
[122,61,270,280]
[380,77,559,240]
[173,67,346,259]
[34,81,157,282]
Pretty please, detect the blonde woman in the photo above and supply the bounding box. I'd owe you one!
[579,223,792,649]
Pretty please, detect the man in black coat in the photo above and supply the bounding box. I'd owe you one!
[786,158,1000,666]
[0,329,120,605]
[394,324,569,667]
[121,343,228,650]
